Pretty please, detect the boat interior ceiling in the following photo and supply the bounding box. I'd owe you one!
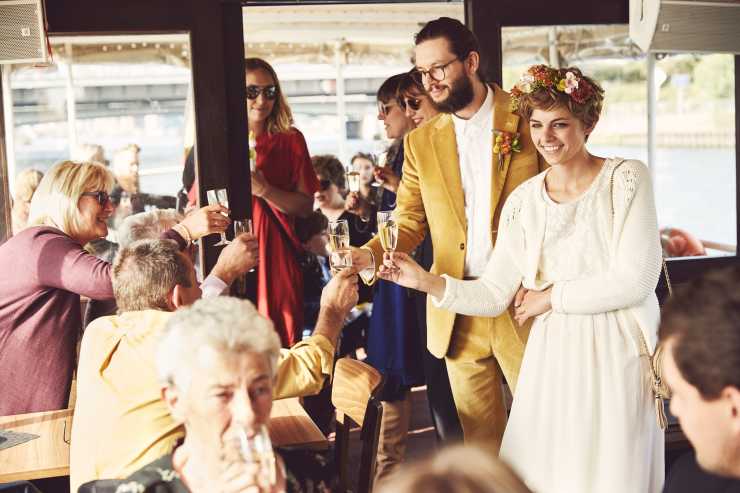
[12,6,641,69]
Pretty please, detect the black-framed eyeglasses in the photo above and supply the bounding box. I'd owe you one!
[377,101,399,118]
[81,191,110,205]
[246,85,278,100]
[402,97,422,111]
[318,179,333,191]
[411,57,461,85]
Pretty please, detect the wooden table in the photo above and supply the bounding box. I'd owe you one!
[0,408,73,483]
[269,397,328,451]
[0,397,327,483]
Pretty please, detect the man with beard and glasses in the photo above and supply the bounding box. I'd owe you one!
[353,17,545,444]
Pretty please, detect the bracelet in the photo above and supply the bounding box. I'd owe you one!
[172,223,193,243]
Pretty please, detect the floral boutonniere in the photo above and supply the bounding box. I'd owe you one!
[493,130,521,171]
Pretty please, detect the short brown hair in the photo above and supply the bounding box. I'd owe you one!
[377,73,407,105]
[414,17,483,80]
[398,70,426,100]
[311,154,345,190]
[351,152,376,167]
[112,239,192,312]
[377,444,532,493]
[245,57,293,135]
[515,66,605,133]
[295,210,328,244]
[414,17,480,66]
[659,265,740,400]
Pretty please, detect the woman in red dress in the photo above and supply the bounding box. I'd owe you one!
[246,58,318,347]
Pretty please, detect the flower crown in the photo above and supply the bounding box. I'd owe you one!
[510,65,597,111]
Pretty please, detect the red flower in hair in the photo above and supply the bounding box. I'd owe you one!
[570,80,594,104]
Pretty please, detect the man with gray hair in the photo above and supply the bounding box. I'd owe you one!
[84,208,250,325]
[70,237,358,490]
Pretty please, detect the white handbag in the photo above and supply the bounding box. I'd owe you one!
[610,159,672,430]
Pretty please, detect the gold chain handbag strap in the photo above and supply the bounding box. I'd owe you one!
[661,257,673,298]
[610,159,671,429]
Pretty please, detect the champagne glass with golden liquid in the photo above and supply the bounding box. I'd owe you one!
[377,210,398,253]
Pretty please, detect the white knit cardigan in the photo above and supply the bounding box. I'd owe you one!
[433,158,663,350]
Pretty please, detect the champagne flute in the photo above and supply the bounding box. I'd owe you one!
[329,248,353,273]
[327,219,350,252]
[222,424,277,488]
[328,219,352,274]
[233,219,256,276]
[377,210,398,253]
[371,150,387,188]
[346,168,361,194]
[206,188,231,246]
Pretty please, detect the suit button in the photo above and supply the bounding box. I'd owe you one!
[459,243,465,250]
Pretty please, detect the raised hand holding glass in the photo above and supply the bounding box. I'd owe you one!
[206,188,231,246]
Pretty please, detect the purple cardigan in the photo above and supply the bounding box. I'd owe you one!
[0,226,186,416]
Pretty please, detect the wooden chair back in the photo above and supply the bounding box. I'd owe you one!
[331,357,384,493]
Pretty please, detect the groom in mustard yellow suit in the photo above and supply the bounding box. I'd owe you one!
[355,18,545,444]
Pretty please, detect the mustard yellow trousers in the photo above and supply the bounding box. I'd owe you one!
[444,312,530,446]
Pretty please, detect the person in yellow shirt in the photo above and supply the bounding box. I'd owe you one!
[70,239,358,491]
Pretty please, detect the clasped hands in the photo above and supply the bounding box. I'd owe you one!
[513,285,552,327]
[379,251,552,326]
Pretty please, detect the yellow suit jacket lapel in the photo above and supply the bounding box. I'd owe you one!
[431,114,466,230]
[490,84,520,239]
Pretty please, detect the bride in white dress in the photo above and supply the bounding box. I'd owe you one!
[379,65,664,493]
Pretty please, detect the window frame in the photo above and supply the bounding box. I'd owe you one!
[467,0,740,283]
[0,0,736,281]
[0,0,250,275]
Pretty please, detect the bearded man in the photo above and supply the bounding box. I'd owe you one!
[354,17,545,443]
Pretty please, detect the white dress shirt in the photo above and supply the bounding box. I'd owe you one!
[452,86,494,277]
[201,273,228,298]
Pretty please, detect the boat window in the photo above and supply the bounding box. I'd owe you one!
[503,25,736,258]
[2,34,193,239]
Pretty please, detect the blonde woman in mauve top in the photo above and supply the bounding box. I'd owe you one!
[0,160,228,415]
[379,66,664,493]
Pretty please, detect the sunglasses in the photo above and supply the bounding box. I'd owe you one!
[246,85,278,100]
[403,97,422,111]
[81,190,110,206]
[318,179,333,191]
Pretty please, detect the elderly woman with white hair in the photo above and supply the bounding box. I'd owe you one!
[0,160,229,416]
[83,208,187,326]
[103,296,333,493]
